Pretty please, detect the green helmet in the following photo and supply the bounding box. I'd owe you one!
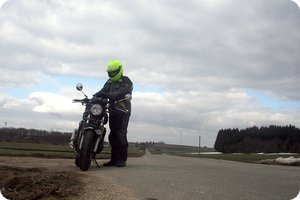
[106,60,123,81]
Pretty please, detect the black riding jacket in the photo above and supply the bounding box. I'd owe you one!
[94,76,133,115]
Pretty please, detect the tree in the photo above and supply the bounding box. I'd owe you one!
[214,125,300,153]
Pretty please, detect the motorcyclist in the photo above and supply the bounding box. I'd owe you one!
[93,60,133,167]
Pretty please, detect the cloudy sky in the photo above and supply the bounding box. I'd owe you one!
[0,0,300,147]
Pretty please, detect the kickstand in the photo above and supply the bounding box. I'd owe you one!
[93,158,100,168]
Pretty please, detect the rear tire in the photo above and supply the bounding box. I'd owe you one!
[79,130,95,171]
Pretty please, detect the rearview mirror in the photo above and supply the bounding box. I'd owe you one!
[76,83,83,91]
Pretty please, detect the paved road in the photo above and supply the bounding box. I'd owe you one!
[93,151,300,200]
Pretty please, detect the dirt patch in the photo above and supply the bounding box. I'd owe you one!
[0,165,83,200]
[0,156,139,200]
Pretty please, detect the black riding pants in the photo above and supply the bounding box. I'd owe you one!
[108,110,130,163]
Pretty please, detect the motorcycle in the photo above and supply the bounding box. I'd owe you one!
[69,83,131,171]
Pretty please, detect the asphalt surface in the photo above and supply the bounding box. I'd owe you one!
[94,151,300,200]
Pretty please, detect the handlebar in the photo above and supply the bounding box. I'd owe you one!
[73,94,131,105]
[72,97,108,105]
[72,98,90,103]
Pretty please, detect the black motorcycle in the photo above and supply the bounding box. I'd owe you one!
[69,83,109,171]
[69,83,131,171]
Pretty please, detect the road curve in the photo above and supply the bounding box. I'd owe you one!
[92,151,300,200]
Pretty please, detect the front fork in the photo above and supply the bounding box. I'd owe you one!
[78,126,106,152]
[69,131,77,151]
[69,120,85,153]
[70,120,106,158]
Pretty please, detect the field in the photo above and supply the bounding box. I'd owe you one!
[146,143,300,165]
[0,142,145,159]
[1,141,299,164]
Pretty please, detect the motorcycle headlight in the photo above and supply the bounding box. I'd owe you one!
[91,104,103,116]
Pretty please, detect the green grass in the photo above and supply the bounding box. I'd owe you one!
[0,142,145,158]
[146,144,300,164]
[0,142,74,158]
[171,152,300,164]
[0,142,72,158]
[0,142,71,151]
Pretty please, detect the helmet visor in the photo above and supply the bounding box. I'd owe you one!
[108,66,121,78]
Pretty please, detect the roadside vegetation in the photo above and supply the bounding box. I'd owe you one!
[214,125,300,153]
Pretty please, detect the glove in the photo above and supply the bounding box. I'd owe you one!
[91,95,98,103]
[98,92,109,98]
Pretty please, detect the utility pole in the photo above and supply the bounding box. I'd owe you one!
[198,135,201,156]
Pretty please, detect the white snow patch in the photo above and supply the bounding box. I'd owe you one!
[275,156,300,164]
[187,152,222,155]
[257,153,296,155]
[200,152,223,155]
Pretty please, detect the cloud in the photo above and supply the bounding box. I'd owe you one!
[0,0,7,8]
[290,0,300,9]
[0,91,81,132]
[29,92,80,114]
[1,86,300,146]
[1,0,299,94]
[0,0,300,146]
[130,89,300,146]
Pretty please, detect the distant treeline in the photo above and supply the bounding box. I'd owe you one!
[0,127,72,145]
[214,125,300,153]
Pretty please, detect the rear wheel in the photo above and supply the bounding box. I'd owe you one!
[79,130,95,171]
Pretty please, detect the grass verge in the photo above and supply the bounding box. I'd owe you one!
[0,142,145,159]
[171,152,300,165]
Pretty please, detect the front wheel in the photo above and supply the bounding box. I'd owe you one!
[79,130,95,171]
[75,155,80,167]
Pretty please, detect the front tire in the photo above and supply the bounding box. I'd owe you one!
[79,130,95,171]
[75,155,80,167]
